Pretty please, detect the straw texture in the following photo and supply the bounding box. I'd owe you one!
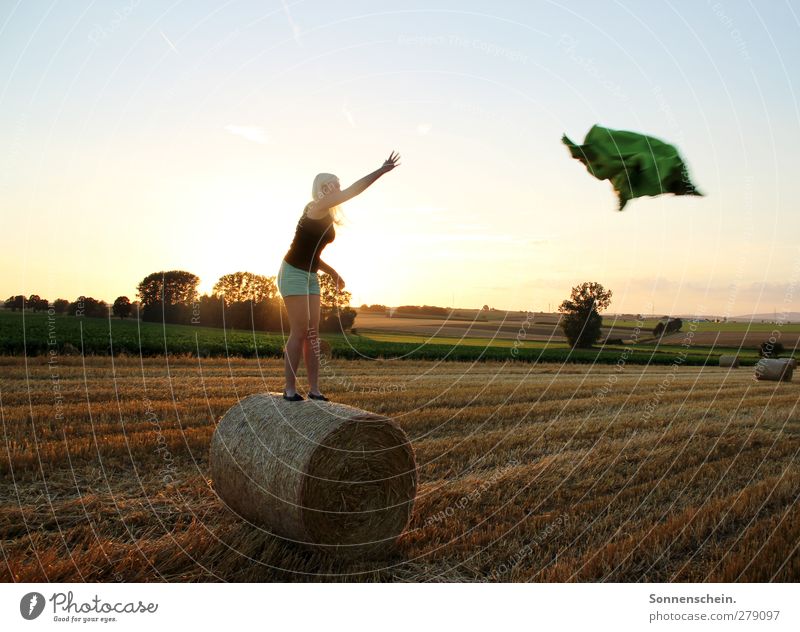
[210,393,417,557]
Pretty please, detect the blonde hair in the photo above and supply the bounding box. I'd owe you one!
[310,172,344,225]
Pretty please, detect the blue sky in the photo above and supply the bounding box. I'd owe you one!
[2,0,799,316]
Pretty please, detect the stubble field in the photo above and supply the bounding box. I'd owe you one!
[1,355,798,582]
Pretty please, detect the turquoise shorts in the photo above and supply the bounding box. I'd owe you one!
[277,259,320,296]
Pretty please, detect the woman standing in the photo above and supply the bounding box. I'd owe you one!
[277,151,400,401]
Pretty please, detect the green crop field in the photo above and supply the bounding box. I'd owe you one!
[609,318,800,333]
[359,332,569,348]
[2,309,794,366]
[358,331,768,364]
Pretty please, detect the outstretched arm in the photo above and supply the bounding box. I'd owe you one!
[309,151,400,213]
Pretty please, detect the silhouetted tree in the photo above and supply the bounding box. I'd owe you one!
[225,300,256,330]
[27,295,49,311]
[319,273,352,309]
[212,272,277,305]
[137,270,199,324]
[112,296,132,319]
[52,299,69,314]
[252,298,286,331]
[666,318,682,334]
[395,305,449,316]
[68,296,108,318]
[654,317,683,338]
[320,307,357,333]
[318,273,356,332]
[4,295,24,311]
[358,304,387,313]
[558,281,613,348]
[193,291,285,332]
[195,294,224,328]
[760,341,785,358]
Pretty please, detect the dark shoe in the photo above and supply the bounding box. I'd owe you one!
[282,391,304,401]
[308,392,329,401]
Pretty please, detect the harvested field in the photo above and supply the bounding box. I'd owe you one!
[356,313,800,350]
[656,330,800,349]
[1,355,798,582]
[355,313,645,343]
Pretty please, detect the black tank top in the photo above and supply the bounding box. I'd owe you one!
[283,204,336,273]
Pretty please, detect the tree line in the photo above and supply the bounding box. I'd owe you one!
[3,269,356,333]
[3,294,130,318]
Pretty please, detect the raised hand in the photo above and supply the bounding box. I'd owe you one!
[381,150,401,173]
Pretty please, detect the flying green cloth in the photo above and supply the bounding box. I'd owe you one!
[562,125,702,210]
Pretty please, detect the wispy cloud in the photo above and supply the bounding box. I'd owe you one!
[281,0,302,45]
[417,123,432,135]
[160,31,179,53]
[224,124,269,145]
[342,100,356,127]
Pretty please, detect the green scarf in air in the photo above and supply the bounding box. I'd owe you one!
[562,125,702,210]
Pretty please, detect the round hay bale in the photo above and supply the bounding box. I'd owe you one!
[210,393,417,558]
[789,358,798,369]
[754,358,794,382]
[719,354,740,368]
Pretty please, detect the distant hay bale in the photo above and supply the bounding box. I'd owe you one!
[719,354,740,368]
[210,393,417,558]
[754,358,794,382]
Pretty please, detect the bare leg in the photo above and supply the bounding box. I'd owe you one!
[282,295,311,396]
[302,294,322,395]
